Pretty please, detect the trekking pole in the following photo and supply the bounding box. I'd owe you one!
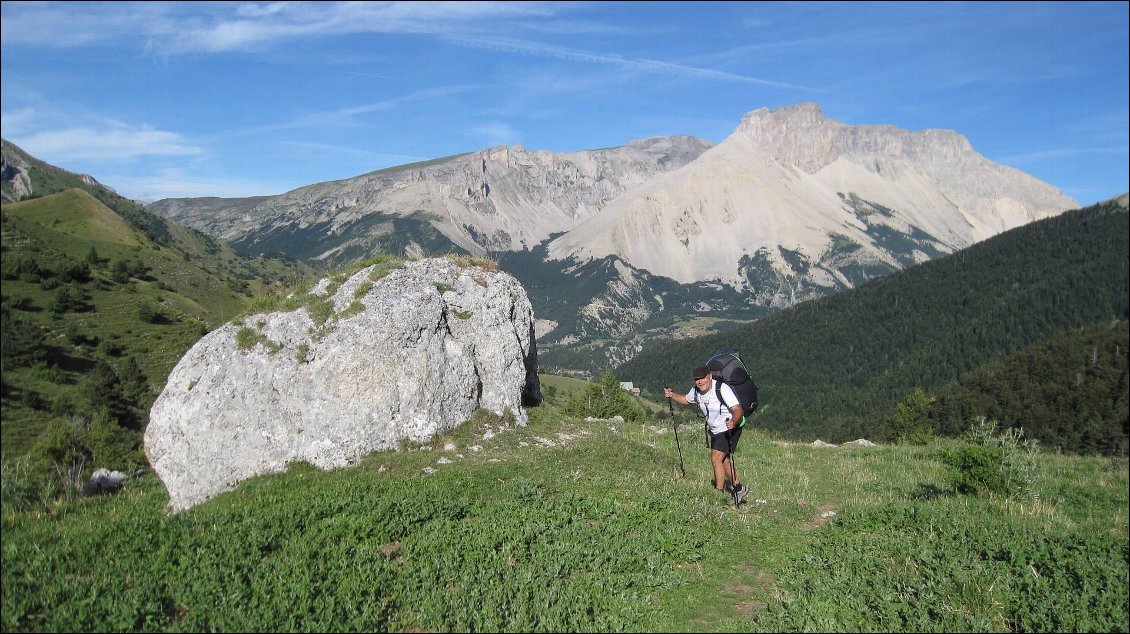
[667,392,686,478]
[727,430,738,499]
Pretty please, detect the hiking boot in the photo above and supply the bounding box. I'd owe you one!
[732,484,750,506]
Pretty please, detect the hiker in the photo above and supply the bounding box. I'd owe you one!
[664,365,750,505]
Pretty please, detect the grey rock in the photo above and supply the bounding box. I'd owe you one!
[1,140,35,203]
[145,258,541,511]
[82,468,132,496]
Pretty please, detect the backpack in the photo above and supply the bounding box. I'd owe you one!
[704,349,758,426]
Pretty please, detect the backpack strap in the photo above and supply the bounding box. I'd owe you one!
[715,380,748,428]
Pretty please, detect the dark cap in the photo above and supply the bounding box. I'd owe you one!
[692,365,711,380]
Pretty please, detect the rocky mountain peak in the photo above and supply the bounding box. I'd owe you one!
[736,102,974,174]
[548,103,1077,288]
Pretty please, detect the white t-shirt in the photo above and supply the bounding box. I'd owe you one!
[686,379,739,435]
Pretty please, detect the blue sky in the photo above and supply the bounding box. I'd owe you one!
[2,1,1127,206]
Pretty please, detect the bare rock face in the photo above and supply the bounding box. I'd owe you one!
[148,136,714,258]
[549,102,1078,285]
[145,257,541,511]
[1,140,34,203]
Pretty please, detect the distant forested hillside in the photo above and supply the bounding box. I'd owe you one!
[618,200,1129,454]
[928,320,1127,456]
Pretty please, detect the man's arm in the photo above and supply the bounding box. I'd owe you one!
[664,387,690,405]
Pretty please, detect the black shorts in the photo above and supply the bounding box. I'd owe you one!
[710,425,742,453]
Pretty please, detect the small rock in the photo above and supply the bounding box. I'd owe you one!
[81,469,131,497]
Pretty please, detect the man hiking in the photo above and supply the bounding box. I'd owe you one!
[665,365,750,506]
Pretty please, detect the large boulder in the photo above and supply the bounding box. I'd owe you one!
[145,257,541,511]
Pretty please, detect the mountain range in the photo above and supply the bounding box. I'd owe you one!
[142,103,1078,372]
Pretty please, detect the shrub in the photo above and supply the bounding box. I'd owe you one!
[137,302,160,323]
[563,370,647,422]
[887,388,935,445]
[941,417,1041,500]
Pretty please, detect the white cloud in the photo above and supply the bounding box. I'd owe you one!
[445,35,818,90]
[163,1,552,54]
[470,122,521,147]
[1,1,551,53]
[106,168,295,201]
[13,125,202,161]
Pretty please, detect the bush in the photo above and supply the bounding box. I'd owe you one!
[563,370,647,422]
[887,388,935,445]
[137,303,160,323]
[941,417,1041,500]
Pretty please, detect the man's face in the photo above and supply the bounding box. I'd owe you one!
[694,375,712,390]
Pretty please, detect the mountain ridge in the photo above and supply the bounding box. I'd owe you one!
[149,136,714,261]
[548,102,1077,285]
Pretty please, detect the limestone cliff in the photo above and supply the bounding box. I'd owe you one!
[548,103,1078,287]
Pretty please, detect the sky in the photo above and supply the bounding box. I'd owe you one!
[2,1,1127,206]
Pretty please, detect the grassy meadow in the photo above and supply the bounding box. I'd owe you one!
[3,394,1126,632]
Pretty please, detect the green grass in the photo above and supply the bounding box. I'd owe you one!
[3,406,1125,632]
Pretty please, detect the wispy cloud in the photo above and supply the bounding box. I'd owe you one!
[445,35,819,91]
[281,141,426,167]
[12,124,202,161]
[105,168,296,201]
[163,2,551,54]
[1,1,552,52]
[0,2,170,47]
[470,122,522,147]
[199,84,482,142]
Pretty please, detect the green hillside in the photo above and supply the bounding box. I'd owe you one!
[617,200,1129,454]
[1,188,314,472]
[928,321,1128,456]
[2,403,1126,632]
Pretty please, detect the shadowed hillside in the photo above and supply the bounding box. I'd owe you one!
[618,199,1129,453]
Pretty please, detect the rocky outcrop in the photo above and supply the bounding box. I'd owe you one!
[1,139,34,203]
[2,138,119,203]
[145,257,541,511]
